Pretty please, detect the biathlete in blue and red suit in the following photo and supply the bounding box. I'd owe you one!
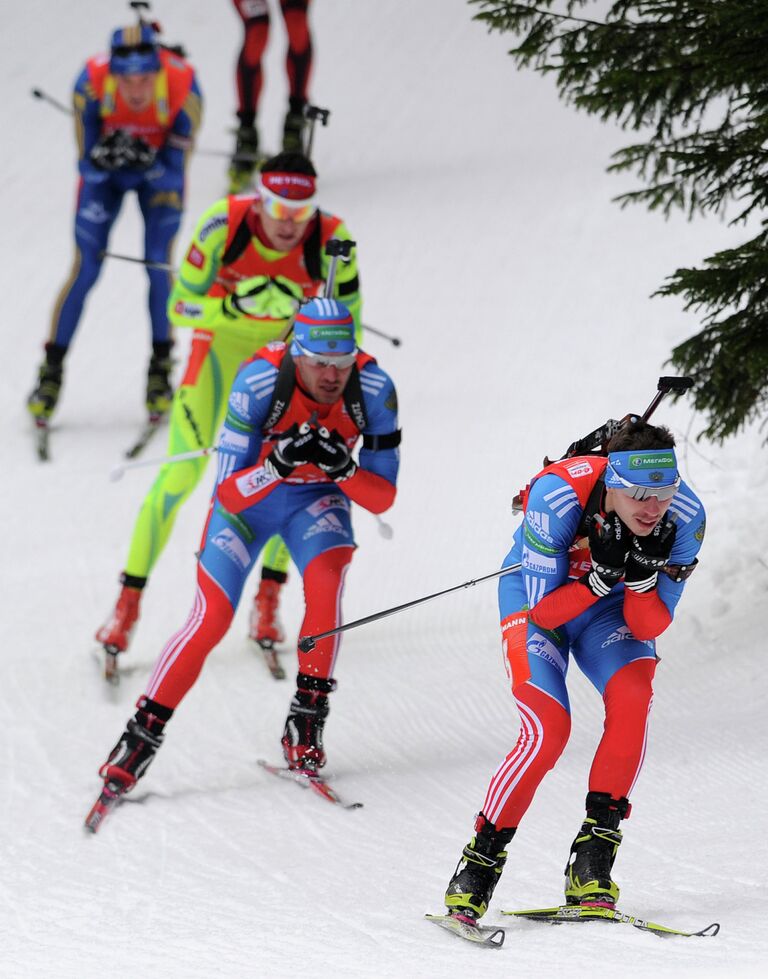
[27,22,203,425]
[90,298,401,811]
[443,420,706,922]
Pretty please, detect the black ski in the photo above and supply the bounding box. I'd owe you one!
[125,416,165,459]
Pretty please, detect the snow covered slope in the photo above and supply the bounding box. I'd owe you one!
[1,1,765,976]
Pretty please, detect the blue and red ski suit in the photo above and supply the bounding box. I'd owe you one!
[483,454,705,829]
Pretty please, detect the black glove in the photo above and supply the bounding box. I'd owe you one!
[264,422,318,478]
[625,516,677,593]
[313,426,357,481]
[90,130,157,171]
[580,512,630,598]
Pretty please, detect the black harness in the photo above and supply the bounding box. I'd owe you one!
[263,352,402,452]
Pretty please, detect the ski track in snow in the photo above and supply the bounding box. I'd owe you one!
[2,1,766,976]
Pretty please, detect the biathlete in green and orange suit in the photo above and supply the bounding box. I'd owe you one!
[95,151,362,661]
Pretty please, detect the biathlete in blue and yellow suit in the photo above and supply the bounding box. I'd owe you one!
[27,22,202,423]
[444,420,706,922]
[95,152,363,664]
[90,299,400,805]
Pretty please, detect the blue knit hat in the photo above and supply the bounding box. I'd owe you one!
[110,24,161,75]
[291,298,356,356]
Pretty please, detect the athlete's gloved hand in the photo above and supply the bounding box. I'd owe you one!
[312,426,357,481]
[580,512,630,598]
[264,422,318,478]
[624,516,677,593]
[144,160,184,194]
[90,130,157,171]
[222,274,304,320]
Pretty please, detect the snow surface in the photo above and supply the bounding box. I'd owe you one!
[2,1,767,976]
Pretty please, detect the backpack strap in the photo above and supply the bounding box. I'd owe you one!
[363,430,402,451]
[576,477,606,538]
[342,365,367,432]
[220,212,254,268]
[222,211,323,282]
[262,354,369,437]
[262,351,298,430]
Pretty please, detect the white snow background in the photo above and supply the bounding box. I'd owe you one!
[2,1,766,977]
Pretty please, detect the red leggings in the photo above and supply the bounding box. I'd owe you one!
[146,546,353,708]
[482,658,656,829]
[232,0,313,118]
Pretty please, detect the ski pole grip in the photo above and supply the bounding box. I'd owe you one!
[305,105,330,126]
[298,636,316,653]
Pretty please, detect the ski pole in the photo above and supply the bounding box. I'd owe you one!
[363,323,402,347]
[30,89,256,161]
[99,250,176,272]
[31,87,72,116]
[101,246,400,348]
[298,562,522,652]
[98,251,248,291]
[101,248,402,348]
[303,104,330,160]
[110,444,394,540]
[110,446,217,482]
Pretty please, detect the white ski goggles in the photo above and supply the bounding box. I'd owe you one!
[610,475,680,501]
[293,339,357,369]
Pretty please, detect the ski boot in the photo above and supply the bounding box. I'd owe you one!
[282,99,307,153]
[100,698,172,791]
[445,815,516,921]
[564,791,628,906]
[249,574,286,645]
[96,575,146,680]
[27,342,66,421]
[281,674,336,771]
[228,123,261,193]
[146,341,173,421]
[86,698,173,832]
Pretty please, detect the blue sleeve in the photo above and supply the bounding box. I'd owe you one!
[656,481,706,618]
[159,74,203,175]
[358,363,400,486]
[74,66,102,163]
[215,358,277,486]
[502,473,584,614]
